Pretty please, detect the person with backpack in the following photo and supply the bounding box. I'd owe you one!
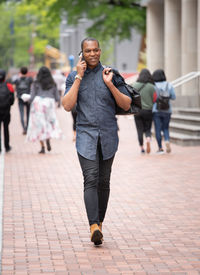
[132,69,157,154]
[0,69,15,153]
[14,67,33,135]
[152,69,176,154]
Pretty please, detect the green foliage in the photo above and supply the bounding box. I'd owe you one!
[0,0,146,70]
[99,39,114,66]
[0,0,59,70]
[26,0,146,40]
[0,4,14,69]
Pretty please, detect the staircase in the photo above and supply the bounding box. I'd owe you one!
[170,108,200,146]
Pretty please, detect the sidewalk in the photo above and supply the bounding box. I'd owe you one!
[1,102,200,275]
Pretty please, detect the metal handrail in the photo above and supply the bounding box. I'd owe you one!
[171,71,200,88]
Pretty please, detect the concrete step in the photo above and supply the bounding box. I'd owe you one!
[169,122,200,136]
[171,114,200,126]
[176,108,200,117]
[170,132,200,146]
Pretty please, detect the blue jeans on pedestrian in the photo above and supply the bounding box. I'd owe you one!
[153,112,171,149]
[78,139,114,226]
[18,98,30,131]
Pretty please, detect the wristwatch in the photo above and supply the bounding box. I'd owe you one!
[75,74,82,81]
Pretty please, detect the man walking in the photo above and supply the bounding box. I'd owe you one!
[14,67,33,134]
[0,69,15,153]
[62,37,131,245]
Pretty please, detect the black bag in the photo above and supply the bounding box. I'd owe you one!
[0,82,11,110]
[156,83,170,111]
[112,69,142,115]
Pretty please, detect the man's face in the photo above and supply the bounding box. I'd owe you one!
[82,40,101,69]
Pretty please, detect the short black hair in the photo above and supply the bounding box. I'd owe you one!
[81,37,100,51]
[0,69,6,82]
[152,69,167,82]
[20,66,28,75]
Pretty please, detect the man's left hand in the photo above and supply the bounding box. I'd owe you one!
[102,68,113,86]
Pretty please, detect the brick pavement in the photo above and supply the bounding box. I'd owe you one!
[1,102,200,275]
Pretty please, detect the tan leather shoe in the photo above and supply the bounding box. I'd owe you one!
[90,224,103,245]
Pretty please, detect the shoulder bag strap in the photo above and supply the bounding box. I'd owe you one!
[137,83,146,92]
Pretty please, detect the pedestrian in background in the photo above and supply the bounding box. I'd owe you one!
[26,66,63,153]
[14,67,33,135]
[62,37,131,246]
[52,69,66,107]
[152,69,176,154]
[0,69,15,153]
[132,69,156,154]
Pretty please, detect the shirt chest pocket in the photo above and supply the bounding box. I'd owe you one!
[95,83,114,105]
[79,83,87,93]
[78,84,93,104]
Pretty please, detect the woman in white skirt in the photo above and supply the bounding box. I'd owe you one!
[27,66,63,153]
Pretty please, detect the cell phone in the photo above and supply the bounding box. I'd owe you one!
[79,51,85,61]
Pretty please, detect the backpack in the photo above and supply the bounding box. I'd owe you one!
[0,82,11,110]
[17,77,30,97]
[156,83,170,111]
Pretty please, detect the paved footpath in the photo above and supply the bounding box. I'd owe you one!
[1,102,200,275]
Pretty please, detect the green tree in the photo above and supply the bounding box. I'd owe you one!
[0,0,146,70]
[0,4,15,69]
[26,0,146,41]
[0,0,59,70]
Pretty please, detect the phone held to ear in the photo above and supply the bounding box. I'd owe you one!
[79,52,85,61]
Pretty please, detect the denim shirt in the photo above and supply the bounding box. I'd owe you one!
[65,62,130,160]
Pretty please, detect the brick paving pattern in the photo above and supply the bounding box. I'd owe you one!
[1,102,200,275]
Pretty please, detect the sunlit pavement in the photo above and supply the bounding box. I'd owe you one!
[1,101,200,275]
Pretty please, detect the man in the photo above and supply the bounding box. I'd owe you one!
[62,37,131,245]
[0,69,14,153]
[14,67,33,134]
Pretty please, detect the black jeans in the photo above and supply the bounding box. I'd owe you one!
[0,112,10,151]
[134,109,153,146]
[78,141,115,226]
[18,98,30,131]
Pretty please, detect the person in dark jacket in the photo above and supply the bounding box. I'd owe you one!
[0,69,15,153]
[14,67,33,135]
[132,69,157,154]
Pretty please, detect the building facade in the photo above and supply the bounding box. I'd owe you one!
[146,0,199,80]
[145,0,200,107]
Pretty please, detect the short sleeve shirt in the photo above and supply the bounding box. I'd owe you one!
[65,62,130,160]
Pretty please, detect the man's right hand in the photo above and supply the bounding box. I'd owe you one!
[76,56,87,78]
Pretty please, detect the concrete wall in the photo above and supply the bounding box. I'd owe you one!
[146,0,200,107]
